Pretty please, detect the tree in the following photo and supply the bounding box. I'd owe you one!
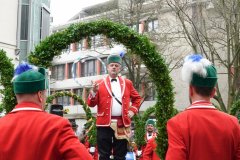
[164,0,240,113]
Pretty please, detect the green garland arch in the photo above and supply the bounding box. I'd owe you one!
[29,20,174,159]
[0,49,16,113]
[46,91,97,145]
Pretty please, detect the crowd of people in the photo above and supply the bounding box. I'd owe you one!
[0,46,239,160]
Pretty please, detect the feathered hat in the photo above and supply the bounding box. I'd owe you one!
[107,45,126,64]
[181,54,217,87]
[12,62,48,94]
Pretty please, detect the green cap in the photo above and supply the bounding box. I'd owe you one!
[13,67,48,94]
[191,65,217,87]
[146,119,155,127]
[107,54,122,64]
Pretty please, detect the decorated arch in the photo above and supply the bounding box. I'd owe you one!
[28,20,174,158]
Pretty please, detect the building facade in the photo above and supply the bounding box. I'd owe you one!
[0,0,50,113]
[0,0,50,63]
[49,0,230,130]
[19,0,51,61]
[0,0,19,64]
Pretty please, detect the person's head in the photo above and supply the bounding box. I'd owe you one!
[145,119,155,133]
[181,54,217,102]
[12,62,48,108]
[107,46,125,78]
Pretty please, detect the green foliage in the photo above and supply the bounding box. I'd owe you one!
[230,99,240,121]
[0,49,16,113]
[0,104,3,112]
[29,20,174,159]
[46,91,97,145]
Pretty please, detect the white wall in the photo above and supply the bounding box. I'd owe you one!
[0,0,18,64]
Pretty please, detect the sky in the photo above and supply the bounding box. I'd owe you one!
[50,0,109,26]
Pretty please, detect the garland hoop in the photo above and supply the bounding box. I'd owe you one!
[29,20,174,158]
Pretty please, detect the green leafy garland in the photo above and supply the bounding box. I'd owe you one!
[0,49,16,113]
[46,91,97,145]
[230,99,240,121]
[29,20,174,159]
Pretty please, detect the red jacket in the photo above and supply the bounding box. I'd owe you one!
[87,76,142,127]
[142,137,161,160]
[139,132,158,160]
[166,101,240,160]
[0,102,93,160]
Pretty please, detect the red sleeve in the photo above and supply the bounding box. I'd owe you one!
[128,81,142,114]
[57,119,93,160]
[84,136,90,148]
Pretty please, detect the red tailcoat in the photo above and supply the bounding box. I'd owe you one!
[142,137,161,160]
[0,102,93,160]
[87,76,142,127]
[166,101,240,160]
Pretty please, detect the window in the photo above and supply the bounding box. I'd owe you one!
[51,64,65,80]
[91,35,104,49]
[56,90,70,106]
[76,41,83,51]
[100,57,107,75]
[63,90,71,106]
[81,59,96,77]
[147,19,158,32]
[56,91,64,105]
[145,82,157,101]
[68,62,75,79]
[40,6,50,40]
[62,45,70,53]
[20,4,29,40]
[73,88,83,105]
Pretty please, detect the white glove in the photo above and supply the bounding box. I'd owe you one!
[89,147,95,153]
[128,111,134,118]
[137,150,142,156]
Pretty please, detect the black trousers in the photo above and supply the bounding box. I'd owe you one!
[97,127,128,160]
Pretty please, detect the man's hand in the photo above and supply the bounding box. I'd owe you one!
[92,80,99,93]
[128,111,134,118]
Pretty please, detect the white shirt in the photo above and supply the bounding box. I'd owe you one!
[110,78,122,116]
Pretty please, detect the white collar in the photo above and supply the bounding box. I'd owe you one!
[11,107,42,113]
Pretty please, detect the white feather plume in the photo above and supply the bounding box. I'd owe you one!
[110,45,126,57]
[181,54,212,83]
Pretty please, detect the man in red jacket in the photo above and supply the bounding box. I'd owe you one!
[0,62,92,160]
[87,47,142,160]
[166,54,240,160]
[138,119,157,159]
